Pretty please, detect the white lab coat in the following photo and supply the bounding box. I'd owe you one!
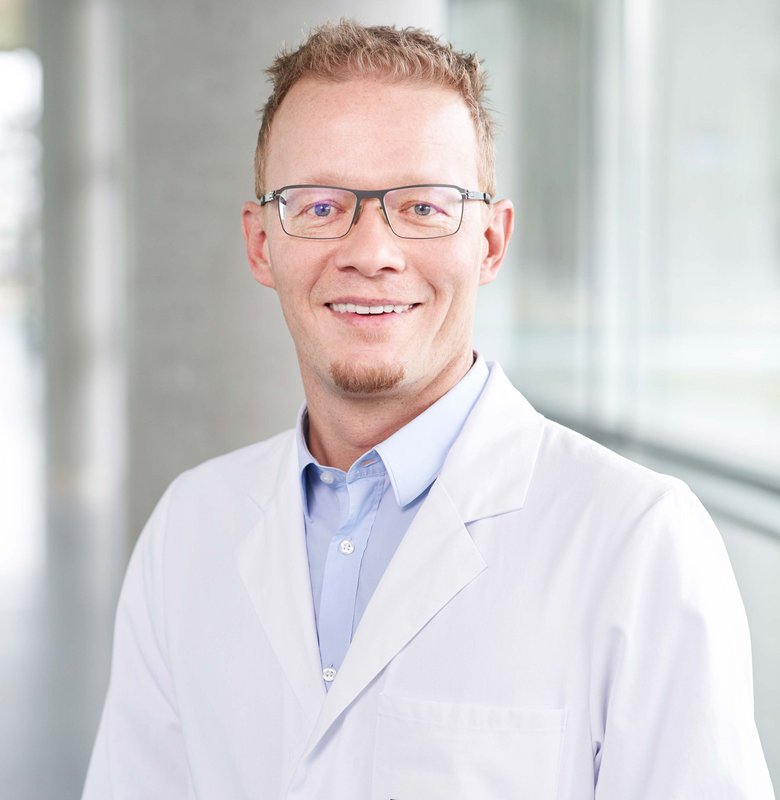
[83,363,775,799]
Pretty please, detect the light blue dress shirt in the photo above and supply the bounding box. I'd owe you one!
[296,355,489,687]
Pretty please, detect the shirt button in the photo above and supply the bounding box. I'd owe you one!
[319,471,334,485]
[339,539,355,555]
[322,667,337,682]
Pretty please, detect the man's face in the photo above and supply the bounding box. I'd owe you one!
[243,77,512,405]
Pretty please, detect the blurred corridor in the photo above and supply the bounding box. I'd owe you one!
[1,0,778,796]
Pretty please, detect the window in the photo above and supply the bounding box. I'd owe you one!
[451,0,780,490]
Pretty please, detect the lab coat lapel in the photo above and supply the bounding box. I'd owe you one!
[236,434,325,725]
[303,479,487,752]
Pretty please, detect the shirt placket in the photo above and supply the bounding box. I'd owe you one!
[317,463,386,687]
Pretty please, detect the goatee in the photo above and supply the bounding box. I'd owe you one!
[329,361,405,394]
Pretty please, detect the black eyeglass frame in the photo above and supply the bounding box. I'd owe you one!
[257,183,493,240]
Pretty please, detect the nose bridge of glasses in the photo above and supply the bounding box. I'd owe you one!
[352,190,392,231]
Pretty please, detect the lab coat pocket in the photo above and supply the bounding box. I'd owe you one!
[372,694,566,800]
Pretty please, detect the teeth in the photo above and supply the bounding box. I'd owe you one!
[329,303,413,315]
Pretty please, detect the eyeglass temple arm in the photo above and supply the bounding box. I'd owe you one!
[464,189,493,204]
[258,190,277,205]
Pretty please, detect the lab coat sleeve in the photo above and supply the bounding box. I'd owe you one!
[592,484,775,799]
[82,482,193,799]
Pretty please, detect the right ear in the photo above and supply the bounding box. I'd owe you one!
[242,201,275,288]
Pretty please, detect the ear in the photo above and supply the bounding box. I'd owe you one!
[478,198,514,286]
[242,201,276,288]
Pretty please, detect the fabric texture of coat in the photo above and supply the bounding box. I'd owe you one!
[82,363,775,799]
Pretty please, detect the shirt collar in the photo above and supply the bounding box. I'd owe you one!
[376,354,488,506]
[295,353,489,511]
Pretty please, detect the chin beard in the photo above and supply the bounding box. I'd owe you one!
[329,360,406,394]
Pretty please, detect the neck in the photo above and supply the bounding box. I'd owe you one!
[303,353,474,471]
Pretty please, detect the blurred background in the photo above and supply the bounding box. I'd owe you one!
[0,0,778,796]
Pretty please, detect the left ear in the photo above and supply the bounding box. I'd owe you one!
[478,198,514,286]
[242,200,276,289]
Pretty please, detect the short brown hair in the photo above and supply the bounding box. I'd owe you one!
[254,20,496,196]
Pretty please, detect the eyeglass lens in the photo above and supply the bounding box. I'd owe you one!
[277,186,465,239]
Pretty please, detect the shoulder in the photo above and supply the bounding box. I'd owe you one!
[493,399,738,634]
[446,363,699,531]
[472,363,685,514]
[524,414,725,590]
[536,416,681,506]
[170,429,295,499]
[141,429,297,544]
[476,365,715,552]
[530,413,713,551]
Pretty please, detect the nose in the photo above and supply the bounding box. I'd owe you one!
[333,198,406,277]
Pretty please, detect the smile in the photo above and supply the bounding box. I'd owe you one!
[327,303,416,315]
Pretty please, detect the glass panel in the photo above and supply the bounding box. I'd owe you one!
[450,0,780,481]
[636,0,780,477]
[450,0,592,416]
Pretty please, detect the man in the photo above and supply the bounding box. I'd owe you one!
[83,20,774,799]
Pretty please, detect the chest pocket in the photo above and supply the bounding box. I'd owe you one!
[371,694,566,800]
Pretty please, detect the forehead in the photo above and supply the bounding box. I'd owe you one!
[264,77,481,188]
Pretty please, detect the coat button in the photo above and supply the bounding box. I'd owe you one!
[322,667,337,682]
[339,539,355,555]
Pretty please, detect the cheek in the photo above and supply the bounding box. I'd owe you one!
[267,252,313,302]
[429,281,478,345]
[269,238,334,294]
[437,257,482,307]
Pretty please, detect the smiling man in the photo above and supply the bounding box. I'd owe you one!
[82,21,774,800]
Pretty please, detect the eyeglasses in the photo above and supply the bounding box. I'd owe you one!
[258,184,492,240]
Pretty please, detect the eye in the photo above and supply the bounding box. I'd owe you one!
[311,202,333,218]
[396,198,445,219]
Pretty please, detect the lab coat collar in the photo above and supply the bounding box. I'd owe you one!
[439,361,544,522]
